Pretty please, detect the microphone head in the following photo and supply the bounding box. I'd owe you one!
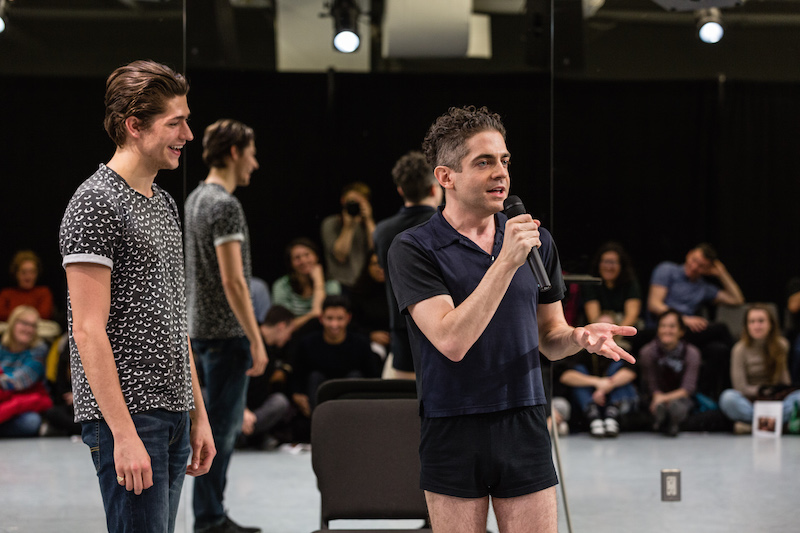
[503,195,526,218]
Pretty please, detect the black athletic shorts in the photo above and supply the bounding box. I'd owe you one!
[419,405,558,499]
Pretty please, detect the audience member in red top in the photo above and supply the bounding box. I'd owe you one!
[0,250,54,321]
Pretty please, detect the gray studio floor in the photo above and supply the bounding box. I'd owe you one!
[1,432,797,533]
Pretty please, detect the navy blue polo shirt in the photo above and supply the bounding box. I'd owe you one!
[388,207,565,418]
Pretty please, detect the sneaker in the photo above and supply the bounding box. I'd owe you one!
[603,417,619,438]
[196,517,261,533]
[734,421,752,435]
[557,420,570,437]
[590,418,605,438]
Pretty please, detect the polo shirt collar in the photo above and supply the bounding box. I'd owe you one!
[427,206,508,254]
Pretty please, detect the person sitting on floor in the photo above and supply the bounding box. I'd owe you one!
[639,309,701,437]
[272,238,341,334]
[559,317,639,439]
[719,303,800,434]
[241,306,295,450]
[0,306,51,437]
[290,295,382,419]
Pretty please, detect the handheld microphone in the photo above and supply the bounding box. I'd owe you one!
[503,195,552,292]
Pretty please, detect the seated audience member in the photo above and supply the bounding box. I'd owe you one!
[0,306,51,437]
[639,309,701,437]
[0,251,61,342]
[719,304,800,434]
[349,252,391,360]
[320,182,375,292]
[290,296,382,418]
[249,276,272,325]
[785,277,800,385]
[40,333,81,436]
[272,238,341,334]
[0,251,54,321]
[559,337,638,438]
[583,241,642,329]
[241,305,296,449]
[647,243,744,396]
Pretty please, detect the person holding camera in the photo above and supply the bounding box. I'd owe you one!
[320,182,375,292]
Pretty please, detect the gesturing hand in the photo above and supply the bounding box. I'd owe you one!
[572,323,637,364]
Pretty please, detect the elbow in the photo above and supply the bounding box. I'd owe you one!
[221,276,247,298]
[436,339,468,362]
[71,321,103,352]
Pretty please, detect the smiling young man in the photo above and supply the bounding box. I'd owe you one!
[291,295,382,417]
[387,106,636,532]
[184,119,267,533]
[59,60,215,533]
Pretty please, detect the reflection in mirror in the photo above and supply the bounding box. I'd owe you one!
[551,1,800,529]
[0,0,185,317]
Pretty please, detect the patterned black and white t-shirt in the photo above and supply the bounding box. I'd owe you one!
[59,164,194,422]
[184,182,252,339]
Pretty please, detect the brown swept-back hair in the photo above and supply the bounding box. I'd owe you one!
[421,105,506,171]
[741,303,787,383]
[104,60,190,147]
[202,119,255,169]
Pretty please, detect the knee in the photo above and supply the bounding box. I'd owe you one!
[718,389,746,416]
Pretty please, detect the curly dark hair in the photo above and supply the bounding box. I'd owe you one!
[590,241,636,286]
[104,60,189,147]
[391,151,436,203]
[202,119,255,169]
[421,106,506,171]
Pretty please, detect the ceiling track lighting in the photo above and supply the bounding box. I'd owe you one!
[697,7,724,44]
[0,0,7,34]
[329,0,361,53]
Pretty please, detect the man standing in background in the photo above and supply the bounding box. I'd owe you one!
[373,150,442,378]
[185,119,268,533]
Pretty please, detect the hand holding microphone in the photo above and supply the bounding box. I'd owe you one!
[503,195,551,292]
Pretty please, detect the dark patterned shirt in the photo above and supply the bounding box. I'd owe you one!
[59,164,194,422]
[184,182,251,339]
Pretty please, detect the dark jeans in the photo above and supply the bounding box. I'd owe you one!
[191,336,251,530]
[571,362,638,417]
[81,409,191,533]
[0,411,41,437]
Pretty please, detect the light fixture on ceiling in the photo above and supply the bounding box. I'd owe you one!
[0,0,7,34]
[697,8,724,44]
[330,0,361,53]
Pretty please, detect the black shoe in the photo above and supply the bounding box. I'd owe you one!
[652,403,667,432]
[196,517,261,533]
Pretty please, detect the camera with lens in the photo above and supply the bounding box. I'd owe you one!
[345,200,361,216]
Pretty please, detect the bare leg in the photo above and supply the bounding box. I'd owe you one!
[492,487,557,533]
[425,491,490,533]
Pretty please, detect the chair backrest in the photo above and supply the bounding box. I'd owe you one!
[311,398,428,528]
[315,378,417,406]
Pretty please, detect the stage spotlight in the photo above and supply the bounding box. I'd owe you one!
[697,8,724,44]
[0,16,5,35]
[331,0,360,53]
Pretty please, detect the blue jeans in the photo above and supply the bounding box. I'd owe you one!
[0,411,42,437]
[718,388,800,423]
[191,336,251,530]
[81,409,191,533]
[571,362,638,415]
